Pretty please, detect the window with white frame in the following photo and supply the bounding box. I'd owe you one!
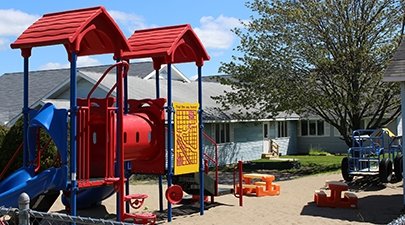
[300,120,325,136]
[214,123,231,143]
[277,121,288,137]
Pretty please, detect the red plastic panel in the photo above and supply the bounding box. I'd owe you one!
[123,24,210,67]
[11,6,130,58]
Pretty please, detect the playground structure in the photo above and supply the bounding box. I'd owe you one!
[0,6,242,224]
[341,128,403,183]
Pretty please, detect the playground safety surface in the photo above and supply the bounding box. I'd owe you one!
[48,172,404,224]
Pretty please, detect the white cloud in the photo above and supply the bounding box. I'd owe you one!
[39,62,68,70]
[194,15,245,50]
[109,10,149,35]
[39,56,101,70]
[0,9,39,36]
[77,56,101,67]
[0,38,7,51]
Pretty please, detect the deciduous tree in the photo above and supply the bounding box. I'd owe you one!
[218,0,404,146]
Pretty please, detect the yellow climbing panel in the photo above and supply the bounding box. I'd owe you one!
[173,102,200,175]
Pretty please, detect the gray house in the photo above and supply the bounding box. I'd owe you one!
[0,62,398,165]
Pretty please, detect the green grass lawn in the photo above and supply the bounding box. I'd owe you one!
[281,155,345,167]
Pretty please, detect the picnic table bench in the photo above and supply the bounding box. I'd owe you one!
[236,173,280,197]
[314,181,357,208]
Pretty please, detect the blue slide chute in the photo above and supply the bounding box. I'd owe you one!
[28,102,68,164]
[0,103,68,208]
[0,166,67,208]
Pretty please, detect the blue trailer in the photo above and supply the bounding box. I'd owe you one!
[341,128,402,183]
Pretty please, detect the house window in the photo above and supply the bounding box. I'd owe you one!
[277,121,288,137]
[263,123,269,138]
[301,121,308,136]
[300,120,325,136]
[215,123,230,143]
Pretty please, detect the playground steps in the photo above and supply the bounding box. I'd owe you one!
[173,172,216,196]
[124,193,148,209]
[123,212,156,225]
[261,152,279,159]
[122,193,156,224]
[77,177,120,188]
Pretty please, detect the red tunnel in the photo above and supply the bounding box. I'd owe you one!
[77,98,166,179]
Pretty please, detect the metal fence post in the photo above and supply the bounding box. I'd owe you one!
[18,193,30,225]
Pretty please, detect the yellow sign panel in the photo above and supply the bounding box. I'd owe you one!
[173,102,199,175]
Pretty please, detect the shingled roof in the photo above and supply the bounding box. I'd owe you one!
[123,24,210,69]
[384,39,405,82]
[0,69,70,125]
[0,62,157,125]
[10,6,130,58]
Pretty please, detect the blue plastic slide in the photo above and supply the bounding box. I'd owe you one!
[0,166,67,208]
[0,103,69,208]
[28,103,68,165]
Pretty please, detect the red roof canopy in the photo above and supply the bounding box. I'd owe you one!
[11,6,130,58]
[123,24,210,68]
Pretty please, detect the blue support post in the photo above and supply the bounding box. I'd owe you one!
[125,162,130,213]
[124,60,129,114]
[69,52,78,219]
[167,64,173,222]
[22,57,29,167]
[122,60,130,214]
[401,82,405,208]
[116,63,125,221]
[197,66,204,215]
[155,69,164,213]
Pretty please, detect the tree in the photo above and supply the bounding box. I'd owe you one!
[0,118,59,180]
[218,0,404,146]
[0,125,8,147]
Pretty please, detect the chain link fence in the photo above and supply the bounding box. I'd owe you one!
[0,193,135,225]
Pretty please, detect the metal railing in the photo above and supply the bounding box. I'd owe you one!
[0,193,134,225]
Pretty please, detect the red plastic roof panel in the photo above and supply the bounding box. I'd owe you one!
[11,6,130,58]
[123,24,210,68]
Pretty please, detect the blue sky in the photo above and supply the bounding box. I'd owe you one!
[0,1,251,78]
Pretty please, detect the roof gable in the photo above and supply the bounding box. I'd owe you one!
[384,39,405,82]
[0,69,70,125]
[10,6,130,58]
[123,24,210,68]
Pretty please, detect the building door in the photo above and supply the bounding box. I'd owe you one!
[263,122,270,153]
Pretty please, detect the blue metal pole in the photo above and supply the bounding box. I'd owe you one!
[125,161,130,213]
[155,69,160,97]
[124,60,129,114]
[155,69,164,213]
[197,66,204,215]
[70,52,78,219]
[116,63,125,221]
[121,59,130,214]
[167,64,173,222]
[23,57,29,167]
[400,82,405,208]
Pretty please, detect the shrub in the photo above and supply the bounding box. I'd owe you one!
[0,125,8,147]
[0,118,24,178]
[309,148,332,156]
[0,117,59,180]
